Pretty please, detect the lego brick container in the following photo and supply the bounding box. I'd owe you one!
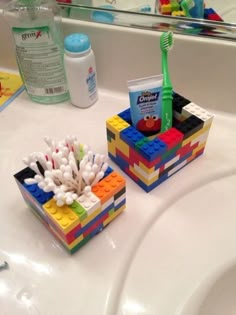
[106,93,214,192]
[14,166,126,254]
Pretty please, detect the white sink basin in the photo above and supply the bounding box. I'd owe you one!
[181,262,236,315]
[114,172,236,315]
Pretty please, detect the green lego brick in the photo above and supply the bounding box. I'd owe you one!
[162,143,182,160]
[70,201,87,221]
[70,235,91,254]
[109,208,115,216]
[135,138,150,151]
[170,0,180,11]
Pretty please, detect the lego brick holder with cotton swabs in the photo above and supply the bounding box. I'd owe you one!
[106,92,214,192]
[14,137,126,254]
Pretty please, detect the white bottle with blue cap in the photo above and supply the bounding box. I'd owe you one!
[64,33,98,108]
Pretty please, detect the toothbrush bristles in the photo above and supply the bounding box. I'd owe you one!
[161,31,174,51]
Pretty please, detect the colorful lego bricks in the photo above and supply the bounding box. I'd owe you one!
[106,93,213,192]
[158,1,223,22]
[14,167,126,254]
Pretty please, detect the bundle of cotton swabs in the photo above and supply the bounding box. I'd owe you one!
[23,136,108,207]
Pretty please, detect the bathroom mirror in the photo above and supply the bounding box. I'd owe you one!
[57,0,236,41]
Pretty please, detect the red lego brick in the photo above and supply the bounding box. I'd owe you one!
[157,127,184,150]
[116,148,130,163]
[129,147,162,169]
[176,141,199,158]
[83,212,109,238]
[159,0,170,4]
[208,13,223,21]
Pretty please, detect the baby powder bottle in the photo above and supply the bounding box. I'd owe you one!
[64,33,98,108]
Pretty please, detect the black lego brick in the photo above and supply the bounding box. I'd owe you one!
[173,93,191,113]
[107,128,116,140]
[114,186,126,200]
[14,167,36,184]
[174,115,204,139]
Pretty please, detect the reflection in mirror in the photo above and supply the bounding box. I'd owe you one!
[57,0,236,41]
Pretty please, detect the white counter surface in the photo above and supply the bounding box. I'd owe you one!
[0,87,236,315]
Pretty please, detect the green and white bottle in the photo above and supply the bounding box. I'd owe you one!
[3,0,69,104]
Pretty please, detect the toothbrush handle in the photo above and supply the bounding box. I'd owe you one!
[161,87,173,132]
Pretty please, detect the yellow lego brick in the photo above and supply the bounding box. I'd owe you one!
[182,125,211,146]
[108,138,116,156]
[116,138,130,157]
[106,115,129,136]
[134,163,160,181]
[81,207,102,228]
[130,165,159,186]
[103,204,125,227]
[50,225,84,250]
[43,199,80,234]
[192,142,206,155]
[139,162,155,174]
[172,10,185,16]
[161,4,171,13]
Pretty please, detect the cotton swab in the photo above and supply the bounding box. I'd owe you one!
[23,136,109,206]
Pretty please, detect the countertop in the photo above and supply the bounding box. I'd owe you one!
[0,87,236,315]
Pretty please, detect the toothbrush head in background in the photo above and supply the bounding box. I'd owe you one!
[160,31,174,133]
[180,0,195,17]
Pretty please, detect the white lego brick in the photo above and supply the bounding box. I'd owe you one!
[168,160,187,176]
[164,154,180,170]
[182,103,214,126]
[114,192,125,207]
[134,163,160,180]
[101,196,114,211]
[77,192,101,216]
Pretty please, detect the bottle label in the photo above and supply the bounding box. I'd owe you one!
[86,67,97,101]
[12,26,68,97]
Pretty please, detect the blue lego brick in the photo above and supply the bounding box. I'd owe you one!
[117,108,132,124]
[103,165,113,178]
[74,201,115,239]
[120,126,145,149]
[115,198,126,211]
[90,223,103,237]
[136,173,169,192]
[137,138,167,161]
[23,183,54,205]
[204,8,214,17]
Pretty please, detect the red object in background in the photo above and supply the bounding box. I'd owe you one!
[208,13,223,21]
[56,0,72,3]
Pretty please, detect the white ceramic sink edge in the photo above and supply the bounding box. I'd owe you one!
[113,172,236,315]
[1,12,236,315]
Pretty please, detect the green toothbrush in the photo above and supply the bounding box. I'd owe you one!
[160,31,174,133]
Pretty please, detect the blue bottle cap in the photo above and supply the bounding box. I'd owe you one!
[64,33,91,53]
[91,5,115,24]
